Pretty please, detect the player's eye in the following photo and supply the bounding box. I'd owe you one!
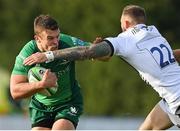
[47,36,54,40]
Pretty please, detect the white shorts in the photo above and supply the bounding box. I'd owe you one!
[159,99,180,126]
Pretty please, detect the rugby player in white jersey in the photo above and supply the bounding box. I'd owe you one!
[24,5,180,130]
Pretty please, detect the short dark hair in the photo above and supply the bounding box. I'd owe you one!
[34,14,59,34]
[122,5,146,24]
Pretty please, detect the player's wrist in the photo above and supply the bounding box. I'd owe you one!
[37,81,46,89]
[44,51,54,63]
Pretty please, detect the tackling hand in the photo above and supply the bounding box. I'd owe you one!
[93,37,103,44]
[23,52,47,65]
[92,37,110,61]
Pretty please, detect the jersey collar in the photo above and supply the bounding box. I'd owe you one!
[135,24,147,29]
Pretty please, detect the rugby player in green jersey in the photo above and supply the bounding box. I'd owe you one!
[10,14,90,130]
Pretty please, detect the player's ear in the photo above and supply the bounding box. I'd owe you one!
[125,20,131,29]
[34,35,37,41]
[34,34,40,43]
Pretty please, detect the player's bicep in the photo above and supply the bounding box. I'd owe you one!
[89,40,114,58]
[105,37,126,56]
[10,75,28,85]
[10,74,28,94]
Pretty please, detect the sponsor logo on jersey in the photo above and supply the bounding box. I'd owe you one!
[67,106,78,116]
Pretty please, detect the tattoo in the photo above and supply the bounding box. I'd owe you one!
[53,41,112,61]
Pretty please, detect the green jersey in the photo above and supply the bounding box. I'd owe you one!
[12,33,90,106]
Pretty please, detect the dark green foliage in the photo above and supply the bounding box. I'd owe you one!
[1,0,179,116]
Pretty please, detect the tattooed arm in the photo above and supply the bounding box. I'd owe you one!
[53,41,113,61]
[23,41,114,65]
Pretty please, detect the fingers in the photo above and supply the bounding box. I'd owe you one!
[93,37,103,44]
[23,52,47,66]
[23,53,38,65]
[23,57,35,65]
[43,69,50,77]
[43,69,56,79]
[43,69,57,87]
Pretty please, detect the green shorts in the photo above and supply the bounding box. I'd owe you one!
[29,95,83,128]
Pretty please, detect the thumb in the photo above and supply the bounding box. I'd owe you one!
[43,69,50,77]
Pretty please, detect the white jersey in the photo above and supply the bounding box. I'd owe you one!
[106,24,180,114]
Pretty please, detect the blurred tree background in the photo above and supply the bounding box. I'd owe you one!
[0,0,180,117]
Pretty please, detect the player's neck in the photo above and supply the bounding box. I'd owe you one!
[36,42,44,52]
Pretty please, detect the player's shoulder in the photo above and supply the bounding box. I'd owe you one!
[18,40,38,57]
[59,33,74,48]
[113,30,131,42]
[59,33,70,39]
[23,40,37,50]
[60,33,79,41]
[59,33,89,47]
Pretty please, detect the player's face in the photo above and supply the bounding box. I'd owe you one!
[35,29,60,51]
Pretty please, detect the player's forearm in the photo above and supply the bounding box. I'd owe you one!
[10,77,44,100]
[52,41,113,61]
[11,83,41,100]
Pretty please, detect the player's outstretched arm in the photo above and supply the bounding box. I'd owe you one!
[24,41,113,65]
[53,41,113,61]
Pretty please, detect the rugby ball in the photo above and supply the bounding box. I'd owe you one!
[28,66,57,96]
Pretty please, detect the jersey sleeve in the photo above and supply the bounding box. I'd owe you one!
[105,35,127,56]
[11,41,37,76]
[60,33,91,47]
[12,55,28,75]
